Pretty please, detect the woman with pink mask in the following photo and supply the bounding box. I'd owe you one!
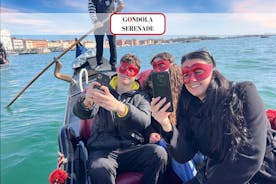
[151,50,276,184]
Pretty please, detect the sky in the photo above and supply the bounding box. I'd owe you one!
[1,0,276,39]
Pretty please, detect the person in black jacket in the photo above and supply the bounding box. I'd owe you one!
[73,53,167,184]
[0,42,7,64]
[88,0,124,71]
[150,50,276,184]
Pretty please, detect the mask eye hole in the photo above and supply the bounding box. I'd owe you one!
[182,72,190,79]
[194,69,204,76]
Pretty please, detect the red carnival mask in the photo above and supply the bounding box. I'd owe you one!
[152,60,171,72]
[181,63,212,84]
[118,62,139,77]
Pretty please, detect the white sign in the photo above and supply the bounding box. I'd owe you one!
[110,13,166,35]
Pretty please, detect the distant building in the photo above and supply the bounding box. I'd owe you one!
[0,29,13,51]
[116,39,127,47]
[48,41,62,49]
[84,40,96,49]
[25,40,34,50]
[12,38,25,51]
[32,40,48,49]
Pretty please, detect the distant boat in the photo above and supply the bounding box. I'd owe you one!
[37,48,51,54]
[0,51,9,68]
[0,58,9,68]
[260,35,269,38]
[19,50,38,55]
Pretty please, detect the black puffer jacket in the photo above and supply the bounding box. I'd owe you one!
[168,81,276,184]
[73,77,151,150]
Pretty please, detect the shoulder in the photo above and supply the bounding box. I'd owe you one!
[234,81,266,119]
[234,81,258,101]
[235,81,256,91]
[133,90,151,102]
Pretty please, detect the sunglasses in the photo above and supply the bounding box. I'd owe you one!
[152,60,171,72]
[118,62,139,77]
[181,63,212,84]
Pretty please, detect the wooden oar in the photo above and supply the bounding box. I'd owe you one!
[6,17,109,108]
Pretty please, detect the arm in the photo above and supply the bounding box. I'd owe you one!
[117,93,151,132]
[88,0,97,23]
[73,95,99,119]
[167,113,197,163]
[92,86,151,131]
[205,82,267,184]
[151,96,197,162]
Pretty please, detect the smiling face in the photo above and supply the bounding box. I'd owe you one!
[181,59,213,100]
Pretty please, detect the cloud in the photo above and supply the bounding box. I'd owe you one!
[227,0,276,30]
[0,7,20,13]
[1,12,91,35]
[165,13,276,35]
[1,13,52,26]
[231,0,276,12]
[63,0,87,11]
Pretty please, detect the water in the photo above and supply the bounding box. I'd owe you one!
[1,36,276,184]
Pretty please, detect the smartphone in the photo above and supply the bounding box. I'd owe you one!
[94,73,110,90]
[151,71,173,112]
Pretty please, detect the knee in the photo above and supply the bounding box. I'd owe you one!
[151,144,168,166]
[88,158,116,183]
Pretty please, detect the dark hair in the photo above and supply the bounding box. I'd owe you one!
[144,52,182,125]
[120,53,141,69]
[180,50,248,161]
[181,50,216,67]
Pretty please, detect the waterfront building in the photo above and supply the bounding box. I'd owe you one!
[0,29,13,52]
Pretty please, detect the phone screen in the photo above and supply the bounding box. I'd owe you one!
[151,72,173,112]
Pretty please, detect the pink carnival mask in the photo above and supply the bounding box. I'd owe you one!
[118,62,139,77]
[181,63,212,84]
[152,60,171,72]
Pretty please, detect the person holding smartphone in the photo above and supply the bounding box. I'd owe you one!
[73,53,167,184]
[151,50,276,184]
[141,52,203,183]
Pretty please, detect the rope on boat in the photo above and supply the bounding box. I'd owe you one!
[79,68,89,92]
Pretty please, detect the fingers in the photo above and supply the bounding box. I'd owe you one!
[100,85,110,95]
[151,97,171,126]
[151,97,171,113]
[149,133,161,143]
[87,81,101,89]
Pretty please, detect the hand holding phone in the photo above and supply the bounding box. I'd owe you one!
[93,73,110,90]
[151,72,173,112]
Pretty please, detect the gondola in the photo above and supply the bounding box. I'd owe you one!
[51,43,182,184]
[0,56,9,68]
[51,43,276,184]
[0,61,9,68]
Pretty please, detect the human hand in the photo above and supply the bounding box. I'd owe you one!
[149,133,161,143]
[95,21,104,29]
[83,81,105,108]
[91,85,126,113]
[151,97,172,132]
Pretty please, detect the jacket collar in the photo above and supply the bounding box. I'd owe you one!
[109,75,140,91]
